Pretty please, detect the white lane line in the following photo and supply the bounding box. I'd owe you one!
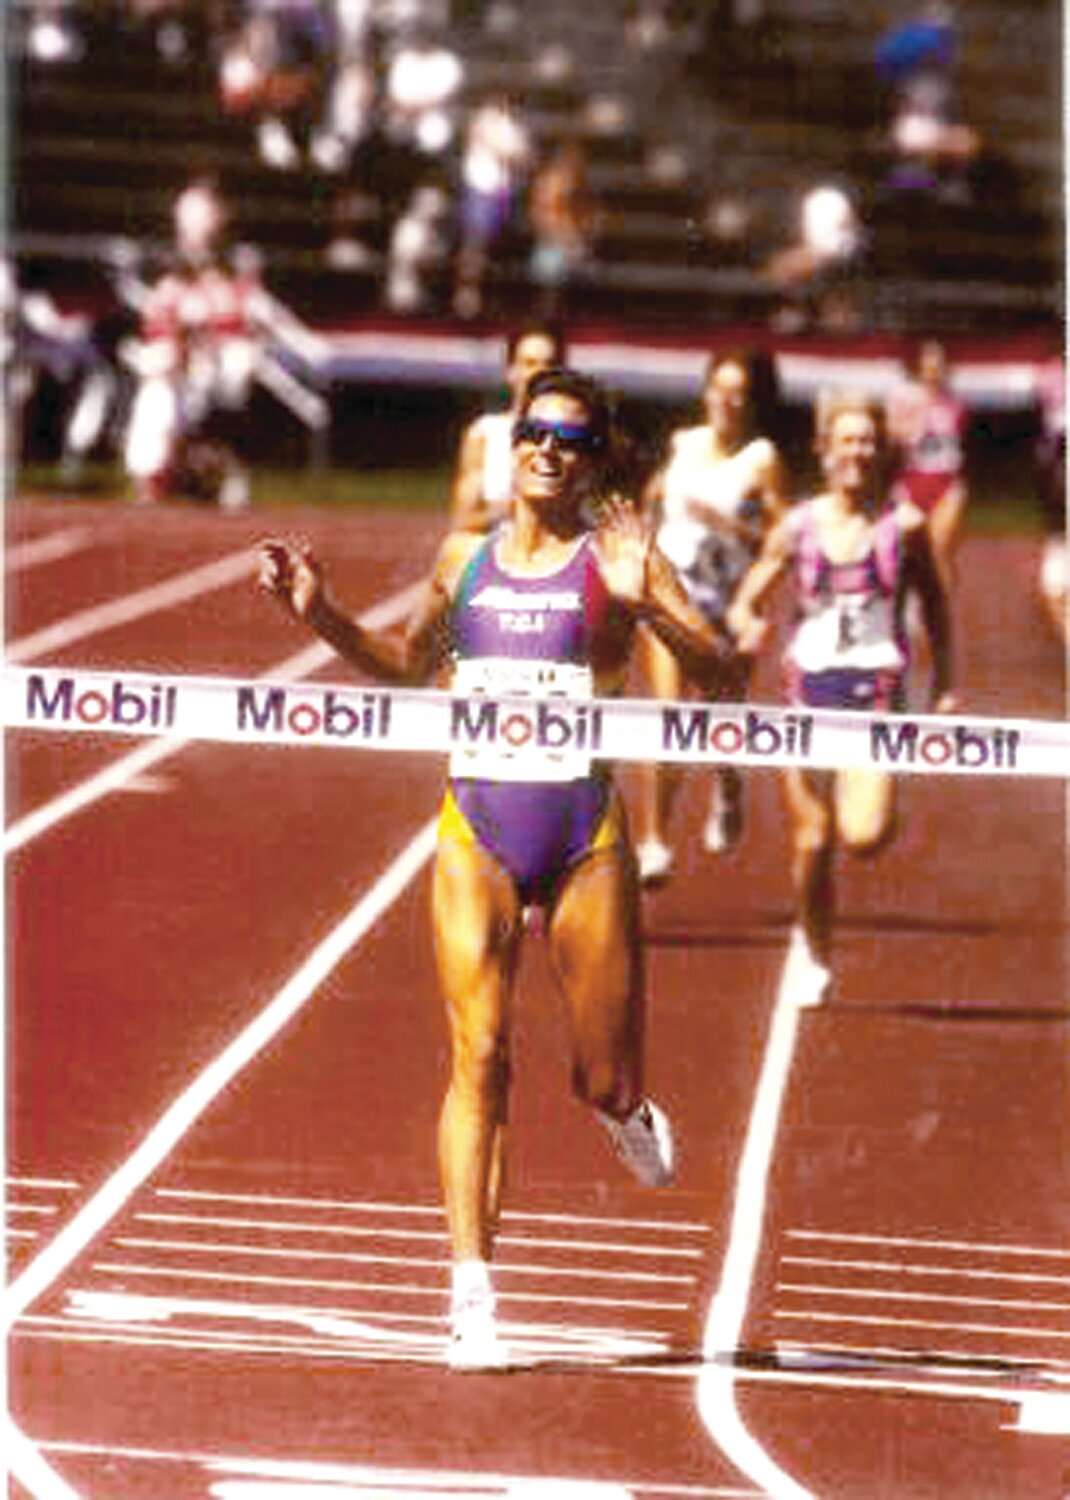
[18,1317,1066,1408]
[0,816,438,1332]
[6,546,256,661]
[132,1210,703,1260]
[4,1418,81,1500]
[781,1254,1070,1287]
[109,1235,694,1286]
[1015,1393,1070,1433]
[28,1439,756,1499]
[5,1177,80,1191]
[777,1281,1070,1315]
[153,1187,710,1235]
[776,1308,1070,1341]
[786,1229,1070,1260]
[5,732,216,852]
[696,945,815,1500]
[4,582,424,852]
[5,527,96,572]
[61,1287,674,1358]
[87,1261,690,1312]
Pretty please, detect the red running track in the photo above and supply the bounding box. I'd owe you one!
[5,495,1068,1500]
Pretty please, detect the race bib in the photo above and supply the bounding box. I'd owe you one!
[792,594,902,673]
[449,657,597,782]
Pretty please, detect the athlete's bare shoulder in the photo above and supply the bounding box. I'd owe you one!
[432,527,487,598]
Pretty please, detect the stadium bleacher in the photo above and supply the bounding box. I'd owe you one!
[10,0,1063,347]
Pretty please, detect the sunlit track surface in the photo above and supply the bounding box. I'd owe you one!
[34,1440,765,1500]
[9,1180,710,1371]
[12,1181,1068,1402]
[758,1227,1070,1403]
[7,503,1068,1499]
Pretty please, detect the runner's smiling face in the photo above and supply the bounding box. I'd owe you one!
[823,408,880,502]
[513,393,597,512]
[703,359,749,444]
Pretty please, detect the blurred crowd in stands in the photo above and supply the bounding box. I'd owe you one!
[7,0,1061,575]
[12,0,1030,337]
[14,0,607,323]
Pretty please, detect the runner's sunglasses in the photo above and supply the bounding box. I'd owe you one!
[512,416,602,453]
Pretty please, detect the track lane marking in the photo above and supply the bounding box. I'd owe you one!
[6,546,257,662]
[107,1235,695,1285]
[5,527,96,572]
[785,1229,1070,1258]
[775,1307,1070,1340]
[26,1440,756,1498]
[696,947,815,1499]
[152,1188,710,1234]
[131,1210,703,1259]
[782,1254,1070,1284]
[86,1261,691,1311]
[1,815,438,1332]
[4,1419,81,1500]
[777,1281,1070,1315]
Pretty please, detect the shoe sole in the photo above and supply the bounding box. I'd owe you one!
[447,1341,513,1372]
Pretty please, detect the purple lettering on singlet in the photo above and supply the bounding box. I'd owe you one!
[450,534,606,663]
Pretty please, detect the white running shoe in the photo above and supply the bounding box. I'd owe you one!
[447,1288,511,1372]
[601,1098,675,1187]
[636,838,674,887]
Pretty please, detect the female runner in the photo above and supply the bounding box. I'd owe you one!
[635,349,788,884]
[728,391,955,1005]
[886,338,969,595]
[448,319,564,533]
[260,368,726,1369]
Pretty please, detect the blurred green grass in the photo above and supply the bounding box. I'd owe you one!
[15,463,451,513]
[14,461,1048,534]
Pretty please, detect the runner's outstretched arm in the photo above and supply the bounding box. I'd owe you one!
[257,534,478,685]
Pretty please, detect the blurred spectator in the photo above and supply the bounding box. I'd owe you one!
[2,258,120,480]
[876,2,979,202]
[378,0,451,41]
[122,181,273,508]
[527,136,602,318]
[218,0,334,171]
[383,23,464,161]
[764,180,865,332]
[384,183,451,311]
[18,0,84,63]
[310,6,378,174]
[452,95,533,319]
[117,0,201,65]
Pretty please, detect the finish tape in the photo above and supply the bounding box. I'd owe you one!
[5,665,1069,778]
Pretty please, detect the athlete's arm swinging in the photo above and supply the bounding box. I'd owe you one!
[258,533,481,686]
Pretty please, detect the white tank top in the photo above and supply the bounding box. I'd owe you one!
[475,411,515,512]
[656,429,775,572]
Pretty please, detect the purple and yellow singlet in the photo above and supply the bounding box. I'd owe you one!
[441,529,624,904]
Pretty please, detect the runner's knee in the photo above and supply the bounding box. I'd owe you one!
[451,1023,510,1101]
[838,796,896,855]
[842,814,896,858]
[793,804,833,856]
